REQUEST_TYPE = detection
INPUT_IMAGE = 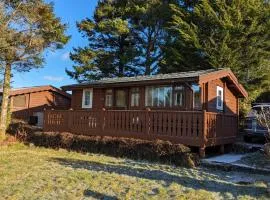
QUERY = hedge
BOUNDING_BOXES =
[8,120,199,168]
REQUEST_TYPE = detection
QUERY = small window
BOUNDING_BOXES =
[131,88,140,107]
[82,89,93,108]
[174,86,184,106]
[13,95,26,107]
[192,84,201,109]
[116,90,126,107]
[216,86,224,110]
[105,89,113,107]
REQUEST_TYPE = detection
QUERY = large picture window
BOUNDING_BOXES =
[82,89,93,108]
[116,90,126,107]
[105,89,113,107]
[131,88,140,107]
[145,86,172,107]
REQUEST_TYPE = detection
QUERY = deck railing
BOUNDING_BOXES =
[43,109,238,148]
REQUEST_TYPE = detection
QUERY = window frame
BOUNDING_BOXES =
[105,89,113,107]
[216,86,224,110]
[192,84,201,110]
[145,86,173,108]
[115,89,127,108]
[174,86,185,107]
[130,88,140,107]
[82,89,93,109]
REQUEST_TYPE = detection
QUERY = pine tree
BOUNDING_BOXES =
[66,0,138,82]
[127,0,176,75]
[168,0,270,112]
[66,0,176,81]
[0,0,69,140]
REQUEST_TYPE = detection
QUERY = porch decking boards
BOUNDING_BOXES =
[43,110,237,149]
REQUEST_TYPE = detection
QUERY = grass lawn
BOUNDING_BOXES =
[0,143,269,200]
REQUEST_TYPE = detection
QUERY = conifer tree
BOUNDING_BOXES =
[168,0,270,112]
[0,0,69,139]
[66,0,177,81]
[127,0,176,75]
[66,0,138,81]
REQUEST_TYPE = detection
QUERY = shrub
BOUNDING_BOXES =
[8,121,199,168]
[256,107,270,158]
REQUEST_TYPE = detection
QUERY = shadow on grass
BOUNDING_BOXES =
[51,157,268,198]
[84,189,118,200]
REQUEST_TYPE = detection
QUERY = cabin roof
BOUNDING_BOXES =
[62,68,248,98]
[0,85,71,98]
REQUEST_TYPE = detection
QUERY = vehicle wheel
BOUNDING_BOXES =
[244,135,252,143]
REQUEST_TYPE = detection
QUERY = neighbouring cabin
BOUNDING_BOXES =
[44,69,248,156]
[0,85,71,127]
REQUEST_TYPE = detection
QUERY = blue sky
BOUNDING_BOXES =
[12,0,99,88]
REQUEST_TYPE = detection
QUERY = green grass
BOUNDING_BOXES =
[0,143,269,200]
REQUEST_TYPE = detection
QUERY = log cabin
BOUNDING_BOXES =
[44,68,248,156]
[0,85,71,127]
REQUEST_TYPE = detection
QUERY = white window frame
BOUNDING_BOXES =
[105,89,113,107]
[216,86,224,110]
[145,86,172,107]
[82,88,93,109]
[174,86,184,107]
[131,88,140,107]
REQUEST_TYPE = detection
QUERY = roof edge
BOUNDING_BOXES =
[4,85,71,99]
[199,68,248,98]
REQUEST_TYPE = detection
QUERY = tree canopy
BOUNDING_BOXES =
[167,0,270,97]
[46,0,270,114]
[0,0,69,139]
[165,0,270,113]
[66,0,176,82]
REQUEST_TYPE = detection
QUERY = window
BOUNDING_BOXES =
[116,90,126,107]
[192,84,201,109]
[174,86,184,106]
[82,89,93,108]
[131,88,140,107]
[105,89,113,107]
[216,86,224,110]
[145,86,172,107]
[13,95,26,107]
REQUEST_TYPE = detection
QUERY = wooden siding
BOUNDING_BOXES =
[11,90,71,120]
[44,109,237,148]
[205,79,238,114]
[71,78,239,114]
[72,85,196,111]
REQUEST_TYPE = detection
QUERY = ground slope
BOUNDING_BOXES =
[0,144,269,200]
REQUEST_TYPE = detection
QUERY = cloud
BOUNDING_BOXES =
[43,76,64,82]
[61,52,70,61]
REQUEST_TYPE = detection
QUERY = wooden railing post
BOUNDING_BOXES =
[200,110,208,158]
[67,108,73,132]
[43,108,47,131]
[101,108,106,133]
[146,108,151,137]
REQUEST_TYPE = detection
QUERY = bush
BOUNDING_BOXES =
[8,121,199,168]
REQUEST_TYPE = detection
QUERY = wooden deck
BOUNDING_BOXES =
[43,109,238,156]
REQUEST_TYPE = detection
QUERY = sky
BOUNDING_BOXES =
[12,0,99,88]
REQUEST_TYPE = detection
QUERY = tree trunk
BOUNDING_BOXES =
[0,63,11,140]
